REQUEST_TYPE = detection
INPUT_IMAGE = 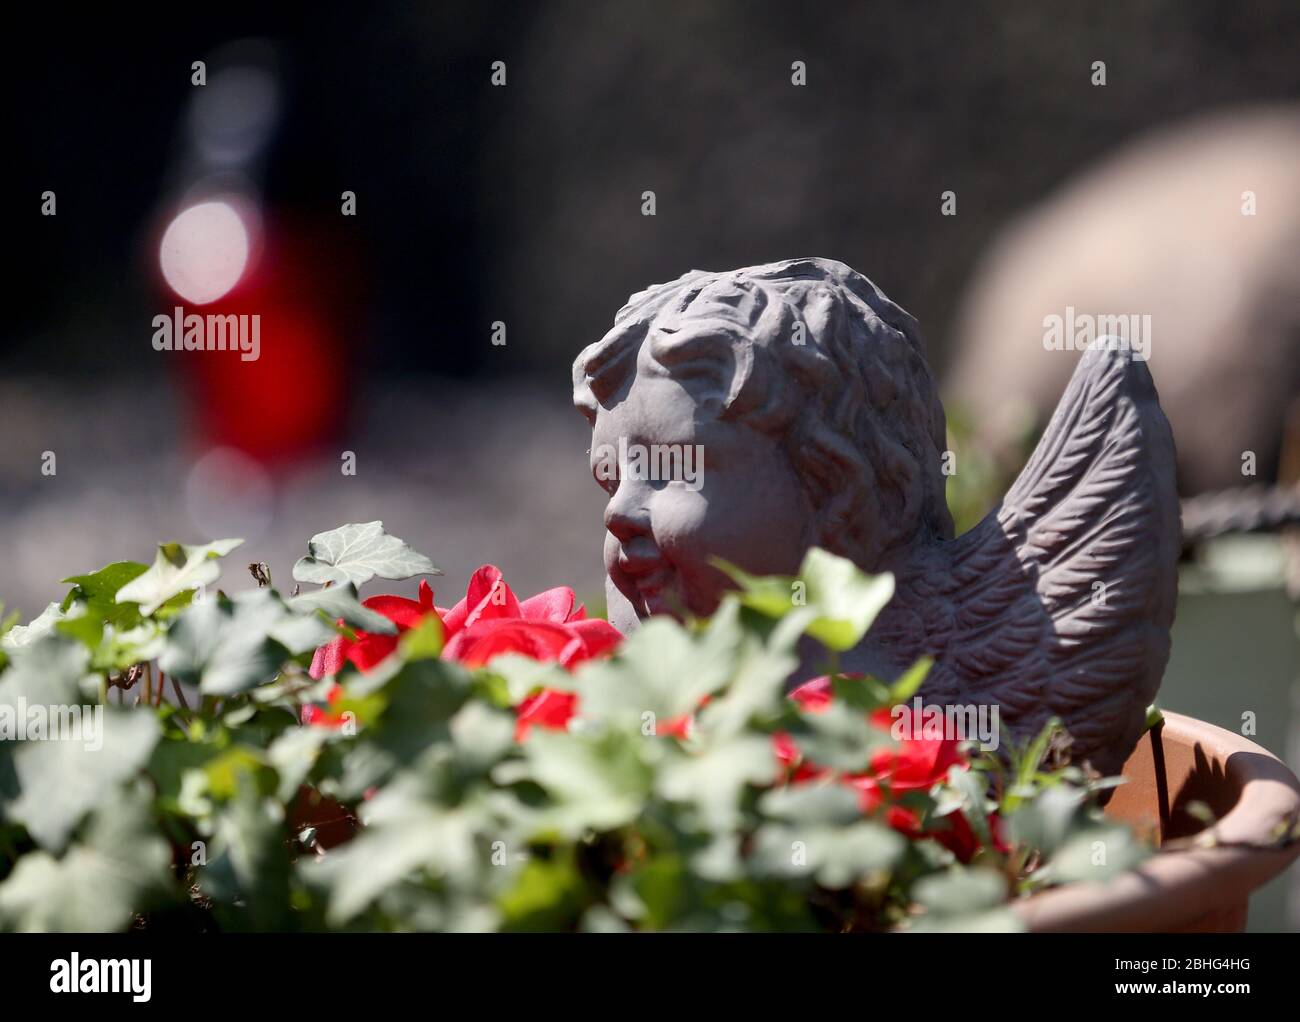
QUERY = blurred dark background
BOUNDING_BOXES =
[4,0,1300,604]
[10,2,1300,377]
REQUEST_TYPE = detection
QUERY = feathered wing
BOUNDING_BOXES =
[876,343,1179,775]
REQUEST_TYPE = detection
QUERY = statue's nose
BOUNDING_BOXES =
[603,480,652,542]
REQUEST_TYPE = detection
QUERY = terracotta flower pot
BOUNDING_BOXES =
[1016,711,1300,932]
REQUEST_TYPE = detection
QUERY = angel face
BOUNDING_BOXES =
[590,365,814,630]
[575,258,957,634]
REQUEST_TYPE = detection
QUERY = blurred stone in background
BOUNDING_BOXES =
[948,106,1300,496]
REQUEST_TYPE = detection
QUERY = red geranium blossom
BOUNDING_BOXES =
[308,579,440,681]
[303,585,1007,860]
[777,675,1006,862]
[515,693,697,742]
[513,689,579,741]
[302,566,622,735]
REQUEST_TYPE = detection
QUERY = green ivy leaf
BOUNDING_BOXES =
[115,538,243,616]
[197,783,292,931]
[794,548,895,652]
[0,635,90,711]
[483,655,577,706]
[718,548,895,653]
[499,851,589,932]
[0,786,171,932]
[334,659,473,798]
[656,734,778,832]
[947,763,994,849]
[1005,784,1085,857]
[292,521,440,588]
[62,561,149,600]
[53,607,106,651]
[147,731,224,811]
[160,589,333,696]
[0,603,65,652]
[622,855,686,928]
[289,583,398,635]
[749,820,905,888]
[306,780,482,925]
[913,867,1007,915]
[399,615,445,660]
[792,701,893,772]
[203,745,276,801]
[93,621,165,673]
[711,558,799,617]
[266,727,333,803]
[829,673,892,711]
[517,730,652,837]
[693,605,798,742]
[1038,822,1148,885]
[60,561,147,632]
[574,613,740,724]
[759,782,865,828]
[0,604,19,642]
[889,657,932,703]
[8,709,160,852]
[906,907,1024,933]
[53,562,169,667]
[450,701,517,772]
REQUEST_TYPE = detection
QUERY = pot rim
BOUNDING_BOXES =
[1013,711,1300,932]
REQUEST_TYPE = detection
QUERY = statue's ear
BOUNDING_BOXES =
[801,447,874,566]
[810,440,926,569]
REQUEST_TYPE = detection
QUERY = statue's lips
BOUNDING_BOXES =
[619,561,672,591]
[632,573,670,595]
[616,550,674,606]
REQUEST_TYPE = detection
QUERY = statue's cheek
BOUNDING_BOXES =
[647,488,713,552]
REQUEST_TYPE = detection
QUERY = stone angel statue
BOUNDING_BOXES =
[572,257,1179,774]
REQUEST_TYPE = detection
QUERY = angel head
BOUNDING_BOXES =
[572,257,954,628]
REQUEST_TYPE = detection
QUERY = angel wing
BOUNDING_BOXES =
[872,342,1179,775]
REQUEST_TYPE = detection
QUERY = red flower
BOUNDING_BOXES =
[846,705,966,805]
[302,565,623,737]
[301,683,349,729]
[308,579,439,679]
[777,676,1001,861]
[789,675,834,711]
[438,565,621,670]
[771,675,836,780]
[928,810,980,862]
[435,566,620,739]
[656,712,696,740]
[773,729,833,783]
[514,689,578,741]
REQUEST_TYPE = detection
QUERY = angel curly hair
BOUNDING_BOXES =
[572,257,955,566]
